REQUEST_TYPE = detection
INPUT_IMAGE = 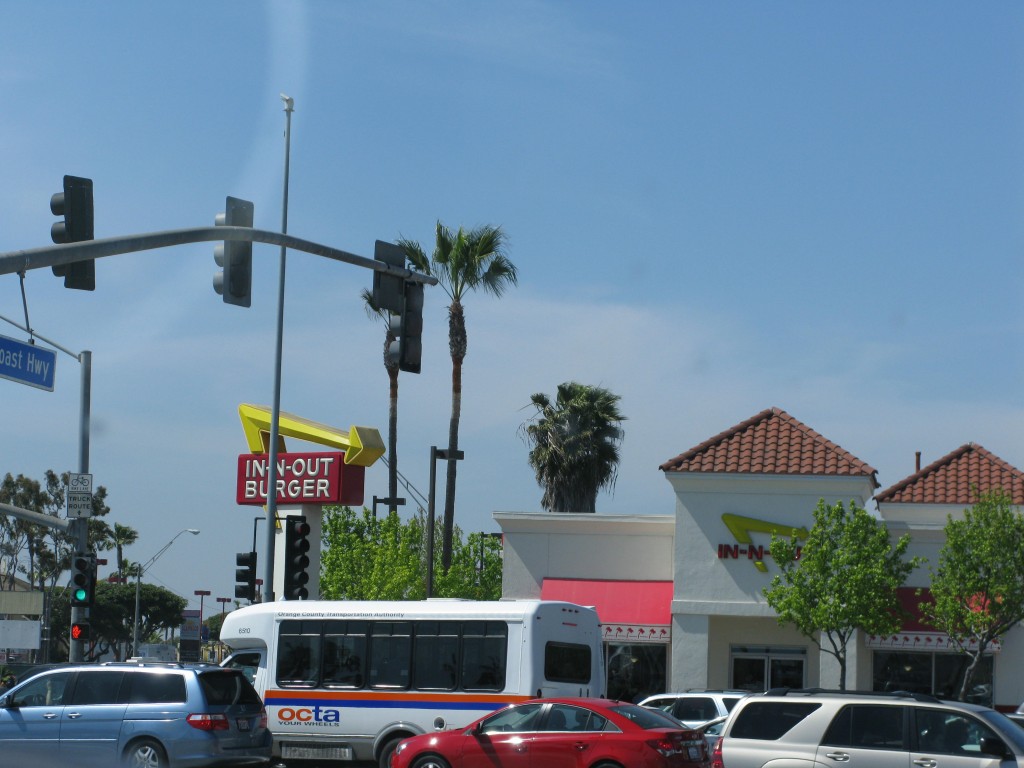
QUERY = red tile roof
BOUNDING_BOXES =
[875,443,1024,504]
[659,407,878,486]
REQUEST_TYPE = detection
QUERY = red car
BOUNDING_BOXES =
[390,697,710,768]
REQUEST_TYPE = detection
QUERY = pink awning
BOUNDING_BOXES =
[541,578,672,626]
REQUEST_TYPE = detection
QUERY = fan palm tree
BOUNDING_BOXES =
[521,382,626,513]
[111,523,139,581]
[361,287,402,511]
[399,222,517,570]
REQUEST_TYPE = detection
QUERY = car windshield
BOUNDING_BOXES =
[612,703,686,730]
[978,710,1024,752]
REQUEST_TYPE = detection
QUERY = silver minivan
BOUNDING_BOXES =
[0,660,272,767]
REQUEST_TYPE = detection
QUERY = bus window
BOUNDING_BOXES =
[414,621,459,690]
[462,621,507,691]
[544,641,592,685]
[369,622,411,689]
[278,620,321,687]
[223,651,262,686]
[323,621,367,688]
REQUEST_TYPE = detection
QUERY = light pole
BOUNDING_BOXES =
[263,93,295,603]
[216,596,230,661]
[426,446,463,597]
[132,528,200,656]
[195,590,211,660]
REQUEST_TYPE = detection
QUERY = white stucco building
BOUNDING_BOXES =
[497,407,1024,710]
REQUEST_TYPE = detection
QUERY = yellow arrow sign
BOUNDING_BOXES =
[237,404,385,467]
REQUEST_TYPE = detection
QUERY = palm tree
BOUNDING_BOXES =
[521,382,627,513]
[111,523,139,581]
[399,222,517,570]
[361,287,402,512]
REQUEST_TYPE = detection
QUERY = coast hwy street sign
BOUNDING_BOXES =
[0,334,56,391]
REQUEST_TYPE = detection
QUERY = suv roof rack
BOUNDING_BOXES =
[764,687,940,703]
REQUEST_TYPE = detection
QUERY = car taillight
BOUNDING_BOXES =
[259,708,268,729]
[711,735,724,768]
[186,713,230,731]
[648,732,705,758]
[648,736,682,757]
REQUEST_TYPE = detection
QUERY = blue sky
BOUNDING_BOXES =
[2,2,1022,613]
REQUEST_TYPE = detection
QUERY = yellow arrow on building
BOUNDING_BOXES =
[237,404,385,467]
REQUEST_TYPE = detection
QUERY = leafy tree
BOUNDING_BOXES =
[320,505,502,601]
[49,580,186,661]
[361,287,403,515]
[399,222,517,571]
[922,489,1024,700]
[764,499,921,690]
[521,382,626,513]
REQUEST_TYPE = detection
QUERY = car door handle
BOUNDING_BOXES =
[575,742,589,751]
[913,760,937,768]
[43,713,59,720]
[824,751,851,762]
[66,712,82,719]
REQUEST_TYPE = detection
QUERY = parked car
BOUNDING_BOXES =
[0,659,272,768]
[391,697,710,768]
[640,690,750,728]
[714,688,1024,768]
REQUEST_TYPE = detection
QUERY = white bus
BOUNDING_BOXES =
[220,599,605,767]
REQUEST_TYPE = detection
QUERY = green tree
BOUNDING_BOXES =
[49,580,186,661]
[362,287,402,515]
[922,489,1024,700]
[764,499,921,690]
[320,505,502,601]
[400,222,517,571]
[521,382,626,513]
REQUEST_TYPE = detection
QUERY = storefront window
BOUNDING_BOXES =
[606,643,667,702]
[731,646,805,691]
[872,651,993,706]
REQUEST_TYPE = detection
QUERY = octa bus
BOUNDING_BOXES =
[220,599,605,767]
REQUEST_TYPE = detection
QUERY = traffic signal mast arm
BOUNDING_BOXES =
[0,226,438,287]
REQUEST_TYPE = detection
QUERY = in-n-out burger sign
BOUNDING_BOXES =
[236,451,365,506]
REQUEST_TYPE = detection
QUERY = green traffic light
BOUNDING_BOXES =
[73,587,88,602]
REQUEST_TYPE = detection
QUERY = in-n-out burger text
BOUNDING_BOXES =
[236,451,365,506]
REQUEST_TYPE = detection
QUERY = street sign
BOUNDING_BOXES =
[67,473,93,518]
[0,333,56,391]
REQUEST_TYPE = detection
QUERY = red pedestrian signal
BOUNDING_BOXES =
[71,621,90,642]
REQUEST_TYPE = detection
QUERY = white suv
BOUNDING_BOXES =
[640,690,749,727]
[715,689,1024,768]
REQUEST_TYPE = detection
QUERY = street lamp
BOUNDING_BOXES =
[216,596,231,661]
[426,446,463,598]
[132,528,200,656]
[195,590,211,660]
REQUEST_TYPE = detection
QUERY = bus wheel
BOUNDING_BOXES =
[378,736,405,768]
[411,756,450,768]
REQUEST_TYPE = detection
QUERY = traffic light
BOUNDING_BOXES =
[282,515,311,600]
[50,175,95,290]
[70,552,94,607]
[212,196,254,307]
[70,621,90,642]
[372,240,406,313]
[387,280,424,374]
[235,551,257,601]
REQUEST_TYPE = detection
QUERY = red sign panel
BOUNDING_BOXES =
[236,451,365,506]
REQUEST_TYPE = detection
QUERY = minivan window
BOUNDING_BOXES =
[11,671,73,707]
[69,670,126,705]
[199,671,263,706]
[127,672,187,704]
[731,702,821,740]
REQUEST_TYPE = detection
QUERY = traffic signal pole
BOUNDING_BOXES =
[0,226,437,288]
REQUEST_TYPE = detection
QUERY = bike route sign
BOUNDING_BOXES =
[0,333,56,391]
